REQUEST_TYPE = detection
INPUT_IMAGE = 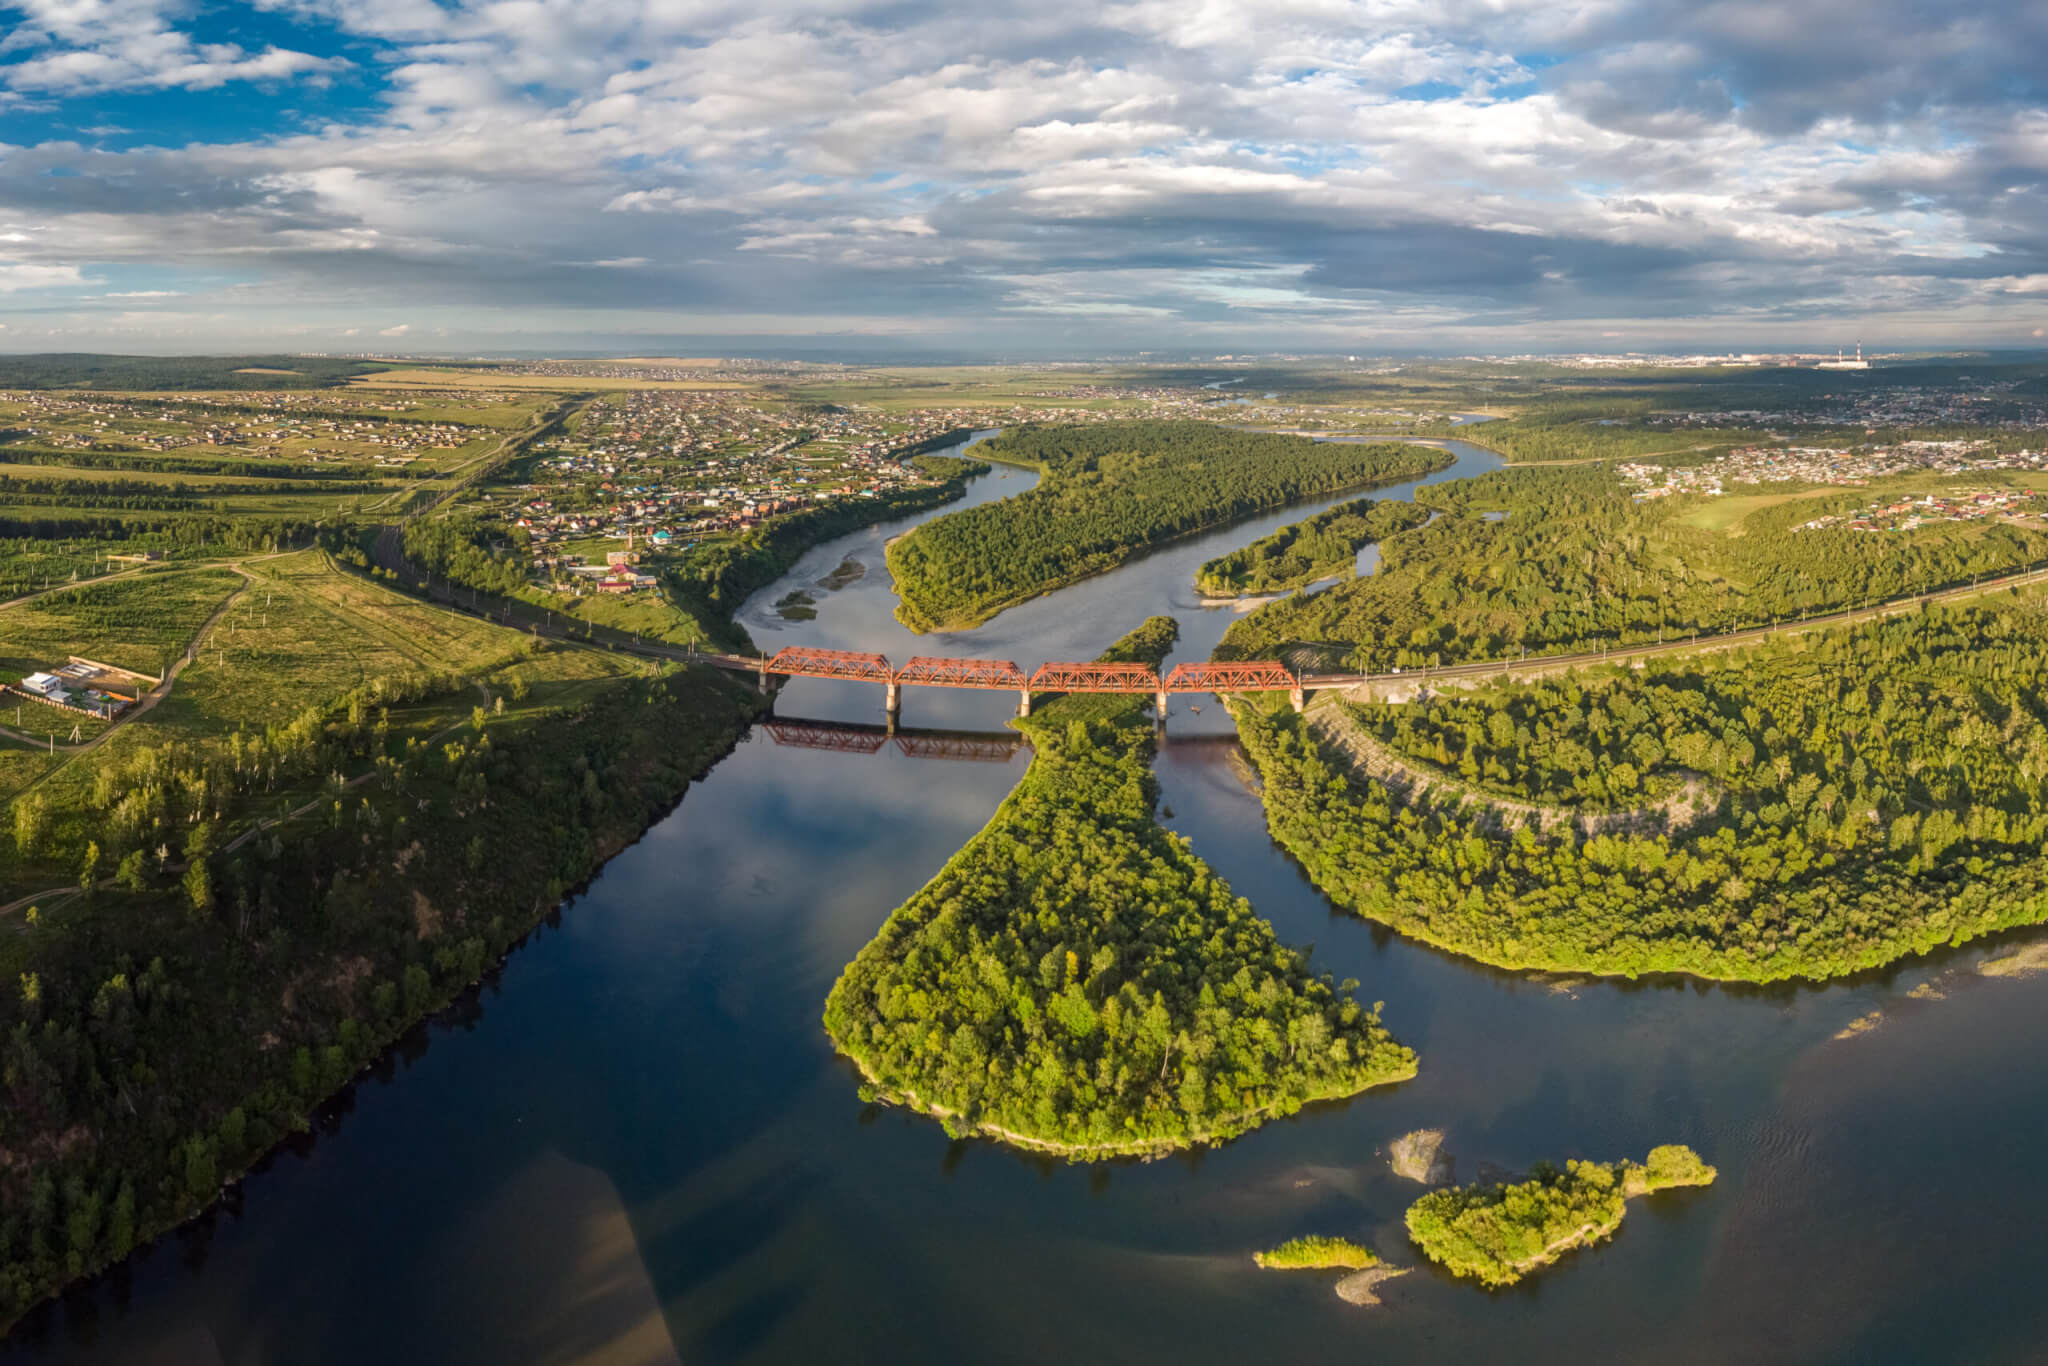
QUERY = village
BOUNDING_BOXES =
[1620,440,2048,500]
[0,389,504,466]
[1643,377,2048,432]
[485,390,992,597]
[1792,488,2048,533]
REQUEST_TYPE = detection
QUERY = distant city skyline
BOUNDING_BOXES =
[0,0,2044,354]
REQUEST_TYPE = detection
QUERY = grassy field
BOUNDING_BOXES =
[0,541,134,598]
[154,550,529,732]
[350,368,751,393]
[0,550,602,896]
[1677,488,1845,534]
[0,566,242,684]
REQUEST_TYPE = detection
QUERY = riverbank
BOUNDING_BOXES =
[0,658,768,1336]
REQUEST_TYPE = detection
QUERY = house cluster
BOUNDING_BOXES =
[1796,489,2047,533]
[1621,442,2048,499]
[0,390,488,464]
[1646,379,2048,432]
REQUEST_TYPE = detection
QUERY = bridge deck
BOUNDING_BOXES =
[1162,660,1295,693]
[1029,661,1162,693]
[893,656,1029,689]
[766,646,893,682]
[716,649,1304,694]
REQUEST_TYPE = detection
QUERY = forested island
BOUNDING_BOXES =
[1217,463,2048,672]
[1405,1145,1716,1287]
[1195,496,1432,596]
[885,422,1449,631]
[822,618,1416,1157]
[1234,597,2048,982]
[1254,1236,1381,1270]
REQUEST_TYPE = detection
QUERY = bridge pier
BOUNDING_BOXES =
[885,679,900,719]
[1290,685,1306,713]
[1155,688,1169,723]
[1017,688,1031,718]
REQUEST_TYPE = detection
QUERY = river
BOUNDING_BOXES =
[11,425,2048,1363]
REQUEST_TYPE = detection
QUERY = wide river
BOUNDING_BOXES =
[12,427,2048,1363]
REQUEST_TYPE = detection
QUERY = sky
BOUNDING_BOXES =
[0,0,2044,357]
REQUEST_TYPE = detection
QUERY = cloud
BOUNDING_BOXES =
[0,0,2039,348]
[378,322,410,335]
[0,258,84,291]
[1,0,351,95]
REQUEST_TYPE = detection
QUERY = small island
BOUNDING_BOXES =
[1196,495,1432,596]
[822,617,1417,1158]
[1254,1235,1379,1271]
[1404,1145,1716,1288]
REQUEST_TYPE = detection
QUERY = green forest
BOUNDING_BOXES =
[0,355,390,390]
[886,422,1449,631]
[1405,1145,1715,1287]
[821,618,1415,1157]
[1217,463,2048,671]
[0,662,763,1331]
[1457,401,1753,464]
[1236,597,2048,981]
[1196,496,1432,595]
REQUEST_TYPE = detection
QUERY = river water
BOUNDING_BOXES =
[12,426,2048,1364]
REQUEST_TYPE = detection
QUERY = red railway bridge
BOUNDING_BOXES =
[747,646,1304,728]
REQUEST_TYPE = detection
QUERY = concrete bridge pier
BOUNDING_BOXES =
[1017,688,1032,718]
[885,679,900,719]
[1290,685,1306,713]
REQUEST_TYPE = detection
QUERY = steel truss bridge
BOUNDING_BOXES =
[699,646,1305,728]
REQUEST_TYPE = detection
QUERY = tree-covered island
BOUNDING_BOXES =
[822,618,1416,1158]
[1405,1145,1716,1287]
[1196,495,1433,596]
[886,422,1450,632]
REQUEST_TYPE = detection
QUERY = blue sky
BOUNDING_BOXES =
[0,0,2043,356]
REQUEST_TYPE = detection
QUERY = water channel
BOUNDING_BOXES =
[12,426,2048,1363]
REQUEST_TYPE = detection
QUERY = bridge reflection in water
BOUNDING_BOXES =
[760,717,1029,763]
